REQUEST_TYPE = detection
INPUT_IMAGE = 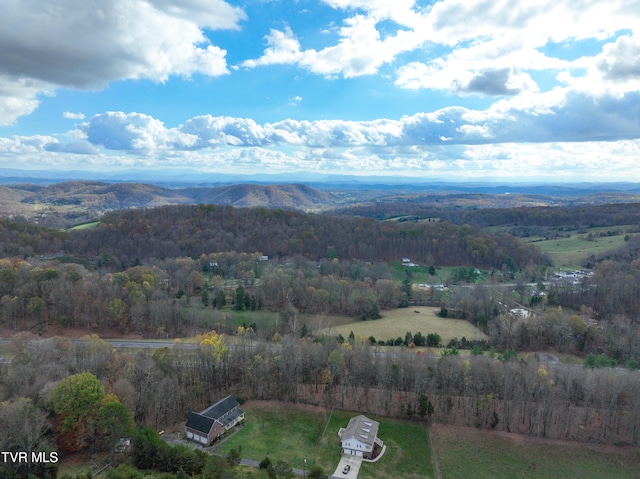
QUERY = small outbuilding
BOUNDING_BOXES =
[185,396,244,445]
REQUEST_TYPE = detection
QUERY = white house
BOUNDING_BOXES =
[338,415,383,459]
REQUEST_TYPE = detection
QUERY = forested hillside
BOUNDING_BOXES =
[334,201,640,229]
[73,204,547,269]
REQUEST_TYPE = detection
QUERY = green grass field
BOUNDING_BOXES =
[217,402,434,479]
[430,424,640,479]
[316,306,487,344]
[68,221,100,230]
[523,226,638,268]
[181,305,282,333]
[389,262,485,285]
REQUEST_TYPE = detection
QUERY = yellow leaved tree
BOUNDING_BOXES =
[192,330,228,362]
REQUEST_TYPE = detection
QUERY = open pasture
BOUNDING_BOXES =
[316,306,487,343]
[524,225,638,268]
[68,221,100,230]
[430,424,640,479]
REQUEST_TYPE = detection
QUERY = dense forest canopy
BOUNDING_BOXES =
[333,201,640,229]
[70,204,548,270]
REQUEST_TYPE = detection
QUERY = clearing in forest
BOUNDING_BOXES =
[316,306,487,344]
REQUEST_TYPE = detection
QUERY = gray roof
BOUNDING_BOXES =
[200,396,241,421]
[185,411,215,434]
[341,415,379,447]
[185,396,242,434]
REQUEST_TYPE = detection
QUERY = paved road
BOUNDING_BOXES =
[0,337,181,349]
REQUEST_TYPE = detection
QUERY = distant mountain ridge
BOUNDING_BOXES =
[0,181,338,227]
[2,178,640,230]
[20,180,336,208]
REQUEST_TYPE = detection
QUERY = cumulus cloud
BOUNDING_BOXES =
[597,35,640,81]
[0,0,245,124]
[241,0,639,104]
[461,69,536,96]
[63,111,86,120]
[0,75,49,126]
[4,126,640,181]
[81,112,198,151]
[242,27,303,68]
[245,12,420,78]
[71,90,639,157]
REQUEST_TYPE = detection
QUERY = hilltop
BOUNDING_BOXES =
[0,181,339,227]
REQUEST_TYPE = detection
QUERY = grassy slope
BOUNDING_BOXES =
[524,226,638,269]
[67,221,100,230]
[316,306,487,343]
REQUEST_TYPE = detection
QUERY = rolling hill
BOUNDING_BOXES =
[0,181,339,227]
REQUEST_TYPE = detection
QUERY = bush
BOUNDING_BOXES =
[584,353,617,368]
[132,426,207,475]
[259,456,272,469]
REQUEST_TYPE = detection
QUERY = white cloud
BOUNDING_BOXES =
[239,0,640,112]
[63,111,86,120]
[0,0,245,124]
[70,91,639,157]
[242,27,303,68]
[3,125,640,181]
[81,112,198,151]
[0,75,49,126]
[150,0,245,29]
[245,10,422,78]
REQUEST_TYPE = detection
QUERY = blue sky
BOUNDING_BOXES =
[0,0,639,182]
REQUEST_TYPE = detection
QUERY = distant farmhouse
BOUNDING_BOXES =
[338,415,384,460]
[185,396,244,445]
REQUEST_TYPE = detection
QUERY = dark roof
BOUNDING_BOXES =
[185,411,215,434]
[219,408,244,428]
[201,396,240,421]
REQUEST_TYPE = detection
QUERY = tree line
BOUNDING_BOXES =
[333,201,640,230]
[2,332,639,476]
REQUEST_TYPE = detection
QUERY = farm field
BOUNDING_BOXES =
[316,306,487,344]
[68,221,100,230]
[522,225,638,268]
[430,424,640,479]
[216,402,434,479]
[389,262,485,285]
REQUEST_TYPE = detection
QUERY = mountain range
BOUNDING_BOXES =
[1,176,640,229]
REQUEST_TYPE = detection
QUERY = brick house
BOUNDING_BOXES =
[185,396,244,445]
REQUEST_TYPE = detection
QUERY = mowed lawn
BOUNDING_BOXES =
[430,424,640,479]
[216,402,435,479]
[316,306,487,344]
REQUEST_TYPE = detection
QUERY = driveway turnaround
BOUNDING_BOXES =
[330,455,363,479]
